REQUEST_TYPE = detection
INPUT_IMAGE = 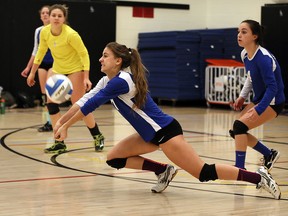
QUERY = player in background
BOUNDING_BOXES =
[53,42,281,199]
[21,5,53,132]
[26,4,104,153]
[230,19,285,171]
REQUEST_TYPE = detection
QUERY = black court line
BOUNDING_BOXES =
[1,126,287,200]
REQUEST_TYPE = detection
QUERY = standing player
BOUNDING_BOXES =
[26,4,104,153]
[21,5,53,132]
[230,20,285,170]
[54,42,281,199]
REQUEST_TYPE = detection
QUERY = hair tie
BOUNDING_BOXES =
[128,48,132,55]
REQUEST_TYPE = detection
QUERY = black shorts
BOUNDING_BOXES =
[150,118,183,146]
[39,62,52,71]
[271,102,285,116]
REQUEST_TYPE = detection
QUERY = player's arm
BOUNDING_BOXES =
[27,29,47,86]
[27,63,40,87]
[54,104,85,140]
[22,28,39,77]
[54,103,81,130]
[69,33,91,91]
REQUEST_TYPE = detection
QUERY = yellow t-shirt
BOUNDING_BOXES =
[34,24,90,74]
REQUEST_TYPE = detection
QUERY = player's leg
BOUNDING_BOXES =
[106,133,178,192]
[106,133,159,167]
[237,106,279,171]
[44,71,65,153]
[37,67,52,132]
[229,102,254,138]
[160,135,281,199]
[44,94,64,153]
[68,72,104,151]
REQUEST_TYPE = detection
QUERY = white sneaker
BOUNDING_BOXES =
[151,164,178,193]
[256,166,281,200]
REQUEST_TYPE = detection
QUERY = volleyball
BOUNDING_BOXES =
[45,74,73,104]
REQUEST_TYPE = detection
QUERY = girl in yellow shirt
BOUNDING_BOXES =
[27,4,104,153]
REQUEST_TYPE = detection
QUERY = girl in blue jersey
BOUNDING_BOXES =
[230,20,285,171]
[54,42,281,199]
[21,5,53,132]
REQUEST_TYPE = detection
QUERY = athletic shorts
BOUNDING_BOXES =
[271,102,285,116]
[150,118,183,146]
[39,62,53,71]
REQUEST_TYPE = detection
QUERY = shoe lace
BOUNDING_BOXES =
[54,140,64,145]
[260,153,271,166]
[159,174,166,184]
[158,167,171,184]
[260,157,265,166]
[94,134,104,145]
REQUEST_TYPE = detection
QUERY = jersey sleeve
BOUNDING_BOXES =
[80,76,130,116]
[239,76,252,99]
[34,28,49,65]
[68,32,90,71]
[31,28,40,56]
[255,56,278,115]
[76,76,107,107]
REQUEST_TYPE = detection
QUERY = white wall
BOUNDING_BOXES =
[115,0,275,48]
[206,0,274,28]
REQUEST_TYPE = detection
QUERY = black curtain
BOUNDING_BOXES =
[1,0,116,99]
[261,4,288,104]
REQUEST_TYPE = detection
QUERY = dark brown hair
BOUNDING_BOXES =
[241,19,265,46]
[106,42,149,109]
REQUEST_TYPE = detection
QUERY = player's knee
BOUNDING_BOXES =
[199,163,218,182]
[106,158,127,169]
[46,103,60,115]
[233,120,248,135]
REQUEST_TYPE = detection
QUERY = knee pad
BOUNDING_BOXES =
[106,158,127,169]
[233,120,248,135]
[199,163,218,182]
[229,129,235,139]
[46,103,60,115]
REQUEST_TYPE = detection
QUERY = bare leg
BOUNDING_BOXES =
[68,72,96,128]
[38,68,48,94]
[107,133,159,169]
[160,135,204,178]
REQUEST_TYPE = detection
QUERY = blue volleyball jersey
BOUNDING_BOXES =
[77,71,174,142]
[37,29,53,64]
[34,26,53,64]
[241,46,285,115]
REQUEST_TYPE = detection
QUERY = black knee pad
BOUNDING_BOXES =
[106,158,127,169]
[46,103,60,115]
[229,129,235,139]
[199,163,218,182]
[233,120,248,135]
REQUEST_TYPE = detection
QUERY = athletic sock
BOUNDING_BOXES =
[41,93,46,107]
[253,141,271,157]
[45,111,51,124]
[235,150,246,169]
[237,168,261,184]
[87,123,101,136]
[142,158,167,175]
